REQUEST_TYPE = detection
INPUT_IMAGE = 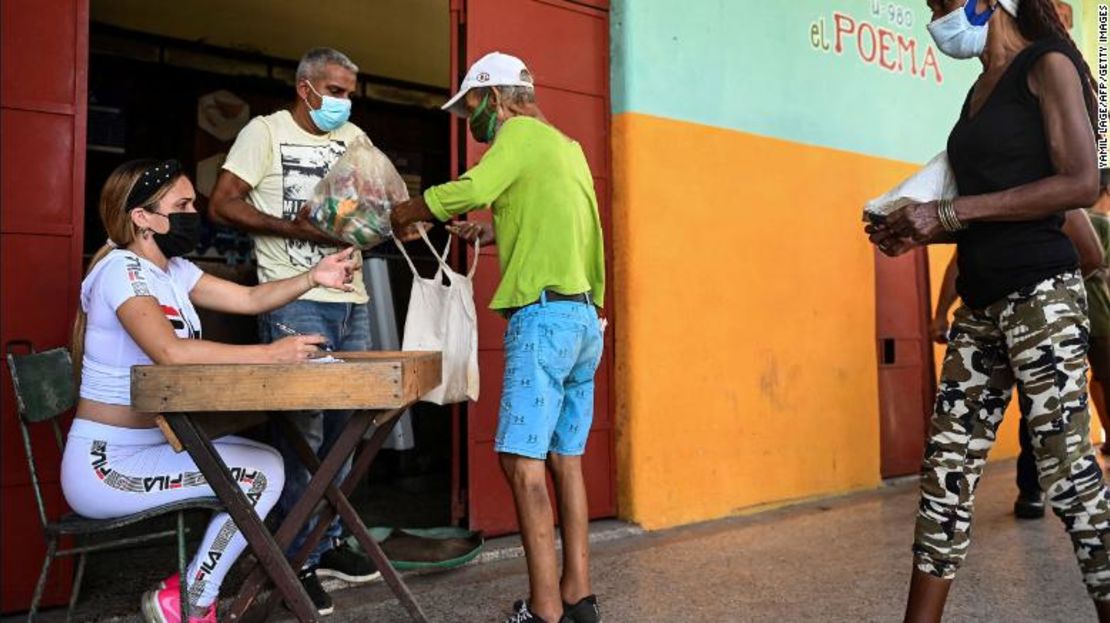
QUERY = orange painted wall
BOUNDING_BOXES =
[612,112,922,529]
[610,1,1103,530]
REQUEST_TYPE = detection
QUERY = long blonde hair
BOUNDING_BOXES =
[71,160,184,377]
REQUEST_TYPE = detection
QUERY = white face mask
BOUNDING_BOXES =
[927,0,996,60]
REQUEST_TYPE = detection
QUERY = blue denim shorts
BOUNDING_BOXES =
[496,300,604,460]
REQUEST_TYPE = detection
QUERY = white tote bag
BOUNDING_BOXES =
[395,228,480,404]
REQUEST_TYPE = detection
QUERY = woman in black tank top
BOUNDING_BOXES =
[866,2,1110,622]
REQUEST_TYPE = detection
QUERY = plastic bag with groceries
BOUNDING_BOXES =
[304,134,408,248]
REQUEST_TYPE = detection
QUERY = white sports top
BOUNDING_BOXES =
[80,249,204,405]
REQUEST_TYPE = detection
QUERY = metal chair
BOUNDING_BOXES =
[6,342,221,622]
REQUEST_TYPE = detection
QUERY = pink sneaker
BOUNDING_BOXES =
[141,575,217,623]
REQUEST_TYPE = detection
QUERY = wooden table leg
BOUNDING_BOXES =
[227,410,379,622]
[275,413,429,622]
[248,421,396,623]
[164,414,317,623]
[252,411,425,622]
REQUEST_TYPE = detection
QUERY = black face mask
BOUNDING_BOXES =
[151,212,201,258]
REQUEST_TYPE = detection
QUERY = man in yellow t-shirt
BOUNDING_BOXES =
[209,47,376,616]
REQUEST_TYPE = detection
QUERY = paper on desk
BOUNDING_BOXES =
[863,151,956,221]
[309,355,345,364]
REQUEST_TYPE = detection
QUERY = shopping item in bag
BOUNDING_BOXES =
[304,134,408,248]
[863,151,957,223]
[396,229,480,404]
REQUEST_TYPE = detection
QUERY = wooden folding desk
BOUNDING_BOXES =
[131,351,441,622]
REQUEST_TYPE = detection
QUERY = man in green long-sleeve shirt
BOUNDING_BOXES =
[391,52,605,623]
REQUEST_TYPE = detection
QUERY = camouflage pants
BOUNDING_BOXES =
[914,271,1110,599]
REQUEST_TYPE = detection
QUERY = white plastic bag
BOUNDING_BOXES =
[395,229,480,404]
[863,151,957,221]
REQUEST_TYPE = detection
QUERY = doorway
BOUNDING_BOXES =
[455,0,617,535]
[84,3,457,528]
[63,3,459,615]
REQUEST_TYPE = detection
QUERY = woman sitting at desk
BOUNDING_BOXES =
[63,159,355,623]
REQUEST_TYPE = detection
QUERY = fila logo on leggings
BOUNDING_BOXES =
[191,474,269,602]
[88,440,206,493]
[230,467,263,505]
[197,551,223,579]
[90,441,110,479]
[192,517,238,599]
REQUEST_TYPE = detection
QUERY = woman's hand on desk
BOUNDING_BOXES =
[269,335,327,362]
[309,248,357,292]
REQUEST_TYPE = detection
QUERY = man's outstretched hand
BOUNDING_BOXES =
[446,221,495,246]
[396,221,434,243]
[390,197,436,238]
[293,205,346,246]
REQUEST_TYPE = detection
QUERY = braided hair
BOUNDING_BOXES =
[1015,0,1099,134]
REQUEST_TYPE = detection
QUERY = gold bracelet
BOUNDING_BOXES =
[305,271,316,289]
[951,200,967,231]
[939,199,966,233]
[937,199,955,232]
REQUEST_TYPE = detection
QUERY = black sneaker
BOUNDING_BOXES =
[505,601,572,623]
[295,566,334,617]
[1014,491,1046,519]
[563,595,601,623]
[317,539,381,584]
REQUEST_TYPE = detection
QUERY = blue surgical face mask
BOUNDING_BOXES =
[927,0,996,60]
[303,82,352,132]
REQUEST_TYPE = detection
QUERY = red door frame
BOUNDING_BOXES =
[451,0,616,535]
[875,248,937,479]
[1,0,89,611]
[449,0,467,526]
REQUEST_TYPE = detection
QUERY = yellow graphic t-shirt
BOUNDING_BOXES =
[222,110,368,304]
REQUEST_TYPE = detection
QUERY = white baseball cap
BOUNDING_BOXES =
[441,52,534,117]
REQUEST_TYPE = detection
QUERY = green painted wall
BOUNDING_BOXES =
[612,0,1088,164]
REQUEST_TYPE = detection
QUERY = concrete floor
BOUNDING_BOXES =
[13,460,1104,622]
[307,461,1098,623]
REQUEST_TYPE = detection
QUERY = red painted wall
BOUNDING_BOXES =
[461,0,616,535]
[1,0,88,612]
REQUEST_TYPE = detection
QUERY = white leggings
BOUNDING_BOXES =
[61,419,284,609]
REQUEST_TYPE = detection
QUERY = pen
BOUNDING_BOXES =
[273,322,334,352]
